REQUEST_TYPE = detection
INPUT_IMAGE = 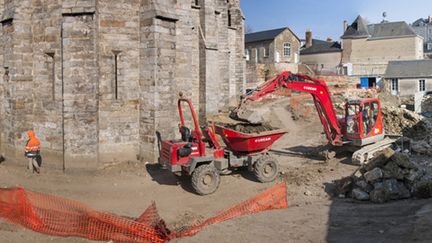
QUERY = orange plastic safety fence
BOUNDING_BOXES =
[171,182,288,239]
[0,188,167,242]
[0,183,287,242]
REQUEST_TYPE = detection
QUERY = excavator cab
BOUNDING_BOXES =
[344,98,384,146]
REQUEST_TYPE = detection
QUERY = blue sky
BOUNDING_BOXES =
[241,0,432,40]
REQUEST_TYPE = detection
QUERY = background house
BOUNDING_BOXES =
[245,27,300,89]
[300,30,342,74]
[341,16,423,89]
[411,16,432,59]
[384,60,432,97]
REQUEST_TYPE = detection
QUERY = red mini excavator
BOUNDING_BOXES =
[234,71,397,163]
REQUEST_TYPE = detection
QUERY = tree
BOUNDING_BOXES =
[245,24,254,34]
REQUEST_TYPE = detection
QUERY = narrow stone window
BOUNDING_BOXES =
[46,52,55,100]
[191,0,200,9]
[227,10,232,27]
[391,78,398,93]
[1,18,13,27]
[263,46,269,58]
[343,66,348,75]
[3,67,9,82]
[283,43,291,56]
[419,79,426,92]
[112,50,121,100]
[245,49,250,61]
[275,52,280,63]
[264,70,270,80]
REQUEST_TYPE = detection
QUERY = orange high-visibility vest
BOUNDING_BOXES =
[25,130,40,152]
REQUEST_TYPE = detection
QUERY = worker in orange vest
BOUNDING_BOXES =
[25,130,41,173]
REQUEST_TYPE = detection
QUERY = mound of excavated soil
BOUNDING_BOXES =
[224,123,275,134]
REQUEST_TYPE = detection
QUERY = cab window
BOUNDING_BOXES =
[370,101,379,127]
[346,104,360,134]
[362,102,371,136]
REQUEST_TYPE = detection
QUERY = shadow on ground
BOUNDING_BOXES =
[145,163,196,194]
[145,163,264,194]
[326,197,432,242]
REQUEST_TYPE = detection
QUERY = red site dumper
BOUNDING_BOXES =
[158,95,287,195]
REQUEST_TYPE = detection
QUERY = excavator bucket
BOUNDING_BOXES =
[231,96,291,125]
[231,105,267,124]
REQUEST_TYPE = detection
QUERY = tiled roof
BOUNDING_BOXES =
[384,60,432,78]
[341,15,370,39]
[300,39,341,55]
[342,15,417,39]
[245,27,299,43]
[368,21,416,39]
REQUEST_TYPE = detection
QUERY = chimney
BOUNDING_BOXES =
[343,20,348,32]
[305,29,312,48]
[326,37,333,42]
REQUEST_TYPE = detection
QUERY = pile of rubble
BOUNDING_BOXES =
[381,106,432,155]
[336,148,432,203]
[421,95,432,116]
[381,106,430,138]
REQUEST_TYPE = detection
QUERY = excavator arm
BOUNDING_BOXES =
[241,71,343,146]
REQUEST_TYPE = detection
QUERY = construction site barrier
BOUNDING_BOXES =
[0,182,287,242]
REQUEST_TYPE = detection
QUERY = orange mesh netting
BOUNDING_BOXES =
[0,182,287,242]
[172,182,288,238]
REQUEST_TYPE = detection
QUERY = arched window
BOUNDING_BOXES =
[263,46,269,57]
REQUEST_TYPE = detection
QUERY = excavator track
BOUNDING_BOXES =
[352,137,399,165]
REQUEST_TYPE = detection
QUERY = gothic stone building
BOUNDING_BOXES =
[0,0,245,170]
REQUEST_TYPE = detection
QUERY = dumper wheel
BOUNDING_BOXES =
[253,155,279,183]
[191,164,220,195]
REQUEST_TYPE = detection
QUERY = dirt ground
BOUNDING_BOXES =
[1,115,432,242]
